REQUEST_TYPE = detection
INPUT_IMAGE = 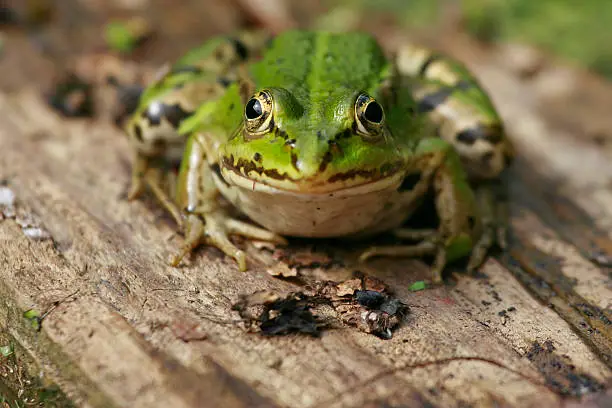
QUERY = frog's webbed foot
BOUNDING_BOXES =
[359,229,446,284]
[169,211,288,271]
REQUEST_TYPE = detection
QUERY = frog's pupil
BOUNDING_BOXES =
[364,101,383,123]
[246,98,262,119]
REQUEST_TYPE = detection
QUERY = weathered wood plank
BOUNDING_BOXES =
[1,32,612,408]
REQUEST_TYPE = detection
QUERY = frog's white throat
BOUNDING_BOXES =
[214,168,408,238]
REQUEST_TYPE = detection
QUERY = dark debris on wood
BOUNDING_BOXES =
[232,275,409,339]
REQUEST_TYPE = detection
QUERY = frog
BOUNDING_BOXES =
[124,30,514,284]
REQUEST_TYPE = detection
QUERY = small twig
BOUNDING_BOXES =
[316,356,547,407]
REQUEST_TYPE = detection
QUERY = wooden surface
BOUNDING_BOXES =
[1,29,612,408]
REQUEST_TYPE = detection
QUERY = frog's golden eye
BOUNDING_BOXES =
[354,93,385,140]
[244,90,274,138]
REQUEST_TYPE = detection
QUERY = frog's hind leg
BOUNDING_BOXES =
[170,134,287,270]
[143,167,184,229]
[360,138,478,284]
[467,180,509,271]
[396,44,514,273]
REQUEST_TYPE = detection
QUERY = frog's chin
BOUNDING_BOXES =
[220,167,404,197]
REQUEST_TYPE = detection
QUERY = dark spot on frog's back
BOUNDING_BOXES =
[229,37,249,60]
[217,77,232,88]
[417,80,472,113]
[142,102,193,128]
[418,54,441,76]
[457,124,504,146]
[165,104,193,127]
[484,124,504,144]
[253,152,262,162]
[456,128,478,145]
[417,88,453,113]
[132,123,143,142]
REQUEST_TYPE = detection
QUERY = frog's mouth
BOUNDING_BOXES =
[219,157,404,196]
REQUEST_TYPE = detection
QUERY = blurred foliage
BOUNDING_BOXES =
[105,21,139,53]
[461,0,612,77]
[330,0,612,79]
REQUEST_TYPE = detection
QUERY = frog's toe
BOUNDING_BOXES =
[169,214,205,267]
[169,212,286,271]
[202,212,250,270]
[358,241,437,262]
[207,232,247,271]
[359,232,456,284]
[359,242,445,284]
[225,219,288,245]
[127,180,144,201]
[392,228,437,240]
[466,228,496,273]
[497,225,508,250]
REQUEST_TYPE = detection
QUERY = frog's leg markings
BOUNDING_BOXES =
[126,99,195,201]
[360,138,481,284]
[409,49,513,257]
[170,134,287,270]
[394,44,513,271]
[416,80,473,114]
[417,53,442,76]
[228,37,249,60]
[468,180,509,271]
[132,123,144,141]
[141,101,193,128]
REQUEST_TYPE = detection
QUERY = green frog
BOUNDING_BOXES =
[124,30,514,283]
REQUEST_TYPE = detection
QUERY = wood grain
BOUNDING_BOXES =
[1,30,611,408]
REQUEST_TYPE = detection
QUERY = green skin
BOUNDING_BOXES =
[125,30,513,284]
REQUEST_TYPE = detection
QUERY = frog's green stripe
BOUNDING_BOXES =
[406,50,504,150]
[416,54,500,122]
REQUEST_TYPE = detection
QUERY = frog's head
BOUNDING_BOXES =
[220,86,410,194]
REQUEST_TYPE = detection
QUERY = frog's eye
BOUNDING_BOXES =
[355,93,385,140]
[244,90,274,138]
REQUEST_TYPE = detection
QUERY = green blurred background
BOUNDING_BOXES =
[330,0,612,79]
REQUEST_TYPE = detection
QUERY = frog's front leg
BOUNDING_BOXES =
[170,134,287,270]
[360,138,480,284]
[127,151,149,201]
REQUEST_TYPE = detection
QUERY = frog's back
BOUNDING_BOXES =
[250,31,389,105]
